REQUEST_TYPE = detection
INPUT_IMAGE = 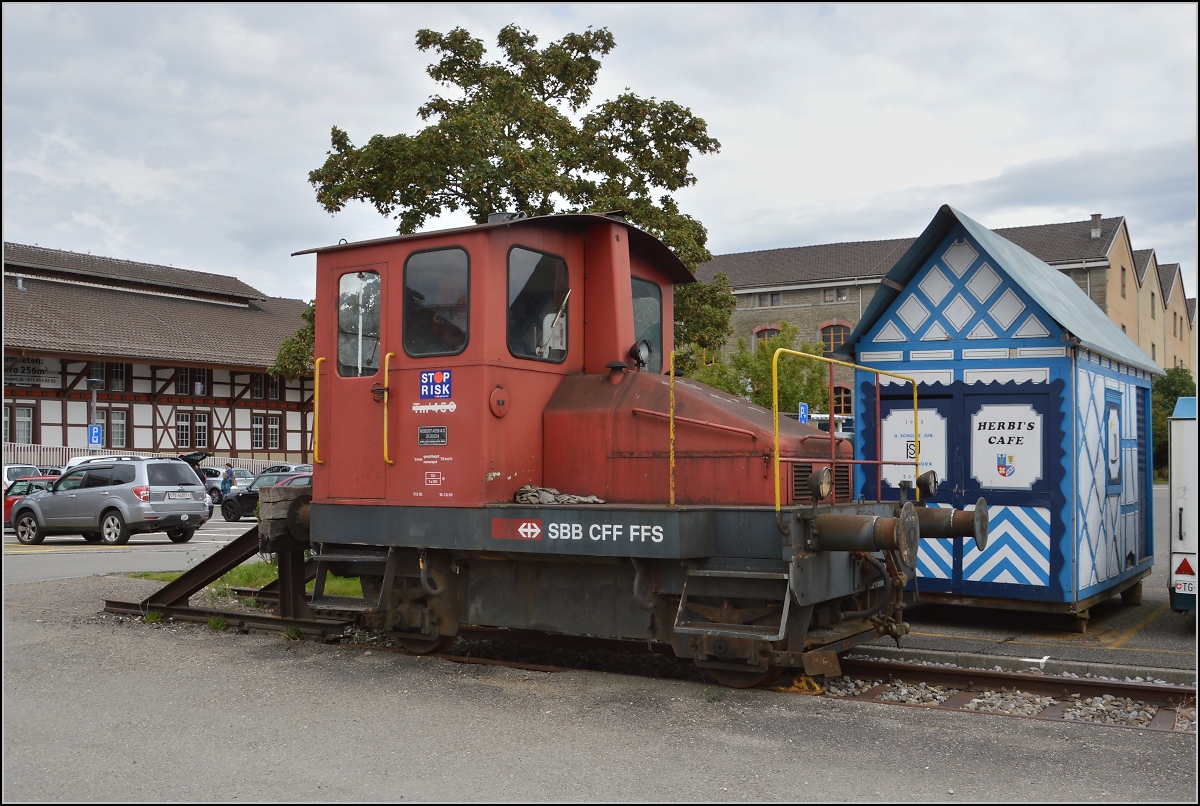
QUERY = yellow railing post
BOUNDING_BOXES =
[313,357,325,464]
[770,348,920,511]
[383,352,395,465]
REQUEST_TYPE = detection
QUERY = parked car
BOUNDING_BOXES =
[38,466,63,477]
[206,466,254,504]
[275,473,312,488]
[261,463,313,475]
[10,456,210,545]
[4,475,59,527]
[219,471,297,522]
[3,464,41,485]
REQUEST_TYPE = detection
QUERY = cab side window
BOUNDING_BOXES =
[508,247,569,362]
[337,270,381,377]
[404,248,469,357]
[631,277,663,374]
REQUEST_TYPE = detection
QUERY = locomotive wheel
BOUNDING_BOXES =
[397,635,455,655]
[702,665,783,689]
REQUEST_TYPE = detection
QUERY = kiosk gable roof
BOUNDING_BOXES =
[846,205,1163,376]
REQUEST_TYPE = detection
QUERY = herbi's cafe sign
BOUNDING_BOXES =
[971,403,1043,490]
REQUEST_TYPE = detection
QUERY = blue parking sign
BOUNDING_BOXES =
[89,424,103,446]
[798,403,809,424]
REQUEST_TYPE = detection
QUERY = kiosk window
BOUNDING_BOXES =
[631,278,663,374]
[404,248,469,357]
[338,271,381,377]
[508,247,569,362]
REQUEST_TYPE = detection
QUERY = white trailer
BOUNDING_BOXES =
[1169,396,1197,613]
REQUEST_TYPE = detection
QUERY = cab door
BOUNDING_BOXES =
[322,264,388,499]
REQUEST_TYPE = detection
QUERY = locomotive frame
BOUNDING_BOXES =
[107,212,986,687]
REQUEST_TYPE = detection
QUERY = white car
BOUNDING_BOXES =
[3,464,41,485]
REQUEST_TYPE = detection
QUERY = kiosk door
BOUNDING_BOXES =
[323,265,388,499]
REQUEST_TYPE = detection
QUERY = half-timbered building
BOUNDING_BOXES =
[3,242,312,472]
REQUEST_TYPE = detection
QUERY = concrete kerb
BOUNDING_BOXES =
[846,644,1198,688]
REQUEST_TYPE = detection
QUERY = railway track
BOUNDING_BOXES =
[338,628,1196,733]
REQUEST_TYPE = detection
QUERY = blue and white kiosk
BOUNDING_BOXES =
[842,205,1163,629]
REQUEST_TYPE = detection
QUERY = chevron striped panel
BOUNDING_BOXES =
[964,505,1050,585]
[1076,366,1109,587]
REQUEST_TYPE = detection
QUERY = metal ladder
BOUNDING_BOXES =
[308,546,398,614]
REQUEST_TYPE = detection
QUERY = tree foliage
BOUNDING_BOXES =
[1152,366,1196,474]
[268,301,315,380]
[673,272,737,375]
[308,24,720,272]
[692,323,830,415]
[289,24,732,383]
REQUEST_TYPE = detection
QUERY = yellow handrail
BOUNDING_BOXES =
[383,352,395,465]
[770,348,919,511]
[313,357,325,464]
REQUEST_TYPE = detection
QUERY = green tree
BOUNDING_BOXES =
[673,272,737,375]
[291,23,729,381]
[268,301,315,380]
[1152,366,1196,475]
[693,323,830,415]
[308,24,719,272]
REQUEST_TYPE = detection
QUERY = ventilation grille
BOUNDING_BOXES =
[791,463,853,506]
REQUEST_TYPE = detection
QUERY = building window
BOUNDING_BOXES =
[194,413,208,449]
[1151,293,1156,319]
[824,287,849,303]
[1121,268,1127,298]
[833,386,852,416]
[268,416,280,450]
[251,375,265,399]
[1122,324,1127,334]
[821,324,850,356]
[176,412,191,448]
[14,406,34,444]
[1152,343,1156,362]
[193,369,209,396]
[755,327,780,342]
[89,362,106,390]
[758,292,781,307]
[110,410,127,448]
[110,363,125,392]
[175,368,190,395]
[252,415,265,449]
[268,376,281,400]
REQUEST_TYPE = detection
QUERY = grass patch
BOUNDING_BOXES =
[131,560,362,598]
[282,627,303,642]
[144,610,165,624]
[207,615,228,631]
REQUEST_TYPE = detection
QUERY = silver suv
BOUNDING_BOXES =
[10,456,210,546]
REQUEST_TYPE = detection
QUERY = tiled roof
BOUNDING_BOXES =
[696,216,1127,289]
[3,242,266,301]
[1157,263,1180,301]
[694,238,914,287]
[1134,249,1155,284]
[3,274,307,369]
[1189,298,1197,323]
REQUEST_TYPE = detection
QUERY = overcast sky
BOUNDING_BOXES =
[3,3,1197,304]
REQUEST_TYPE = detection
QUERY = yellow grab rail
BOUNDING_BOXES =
[313,357,324,464]
[770,348,919,511]
[383,352,395,465]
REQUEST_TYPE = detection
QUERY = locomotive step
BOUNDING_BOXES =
[311,552,390,563]
[309,595,379,613]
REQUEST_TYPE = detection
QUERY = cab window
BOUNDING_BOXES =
[508,247,569,362]
[631,277,663,374]
[404,248,469,357]
[337,271,381,377]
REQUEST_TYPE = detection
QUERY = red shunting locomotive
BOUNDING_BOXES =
[288,211,985,686]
